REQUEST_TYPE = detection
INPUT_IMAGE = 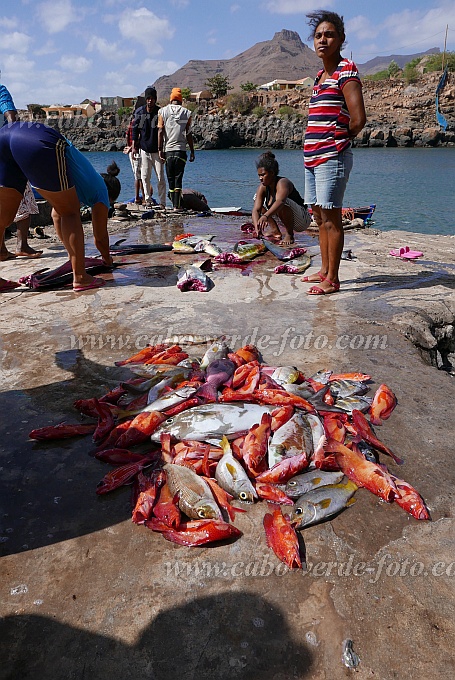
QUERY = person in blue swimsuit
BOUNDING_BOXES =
[0,84,112,292]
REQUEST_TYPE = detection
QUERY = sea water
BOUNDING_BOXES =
[84,147,455,237]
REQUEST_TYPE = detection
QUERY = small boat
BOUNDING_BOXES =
[308,204,376,222]
[211,206,250,216]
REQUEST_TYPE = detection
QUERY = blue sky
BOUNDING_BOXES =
[1,0,454,108]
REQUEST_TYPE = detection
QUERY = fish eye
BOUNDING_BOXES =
[197,509,206,518]
[294,507,303,515]
[239,492,248,500]
[288,480,296,487]
[165,418,174,424]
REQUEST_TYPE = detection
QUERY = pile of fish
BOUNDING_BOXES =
[171,233,312,291]
[29,340,430,569]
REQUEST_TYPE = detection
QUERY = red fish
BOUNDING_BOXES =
[235,345,260,364]
[326,439,397,502]
[115,411,166,449]
[329,372,371,382]
[146,518,242,546]
[153,482,181,528]
[323,414,346,443]
[132,470,165,524]
[351,409,403,465]
[255,452,309,484]
[389,475,430,520]
[251,389,316,413]
[94,418,133,451]
[370,384,397,425]
[271,405,295,431]
[242,413,272,477]
[255,482,293,505]
[29,422,96,440]
[115,343,169,366]
[232,360,260,389]
[73,397,103,418]
[94,448,151,465]
[92,399,116,444]
[263,509,302,569]
[96,458,151,494]
[204,476,247,521]
[162,397,201,417]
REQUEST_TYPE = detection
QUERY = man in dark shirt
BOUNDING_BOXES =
[132,86,166,208]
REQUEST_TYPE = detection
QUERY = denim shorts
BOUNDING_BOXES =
[304,148,353,209]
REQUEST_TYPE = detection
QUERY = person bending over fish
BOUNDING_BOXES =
[252,152,311,247]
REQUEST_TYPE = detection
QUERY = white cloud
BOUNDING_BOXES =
[34,40,58,56]
[1,54,35,81]
[118,8,174,55]
[381,4,455,52]
[59,55,92,73]
[346,15,379,43]
[265,0,331,14]
[0,16,18,29]
[123,58,180,77]
[86,35,131,62]
[0,31,32,54]
[37,0,77,34]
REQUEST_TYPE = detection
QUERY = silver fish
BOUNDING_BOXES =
[151,403,275,443]
[309,370,332,384]
[176,260,213,292]
[268,412,314,468]
[215,437,257,502]
[335,395,373,413]
[146,384,198,412]
[329,379,370,398]
[164,463,222,520]
[285,470,345,498]
[290,480,358,529]
[200,337,230,369]
[284,382,315,401]
[274,253,312,274]
[126,364,192,379]
[271,366,300,386]
[194,239,223,257]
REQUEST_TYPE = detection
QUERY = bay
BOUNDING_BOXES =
[84,148,455,236]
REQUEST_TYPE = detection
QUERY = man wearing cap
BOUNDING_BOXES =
[132,86,166,209]
[158,88,195,211]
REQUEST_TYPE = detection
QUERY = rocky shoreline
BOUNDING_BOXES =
[40,72,454,152]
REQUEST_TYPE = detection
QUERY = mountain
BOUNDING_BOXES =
[357,48,440,75]
[154,29,320,98]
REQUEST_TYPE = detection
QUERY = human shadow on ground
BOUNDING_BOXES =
[0,592,314,680]
[0,351,151,557]
[344,269,455,292]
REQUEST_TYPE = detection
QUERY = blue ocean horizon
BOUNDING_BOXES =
[84,148,455,237]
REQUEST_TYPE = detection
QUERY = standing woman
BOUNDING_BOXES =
[302,11,366,295]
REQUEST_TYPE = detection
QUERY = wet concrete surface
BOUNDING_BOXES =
[1,215,455,679]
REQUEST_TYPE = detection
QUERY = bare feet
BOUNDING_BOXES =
[15,246,43,258]
[279,237,295,247]
[0,250,17,262]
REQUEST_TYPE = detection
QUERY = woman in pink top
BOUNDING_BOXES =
[302,11,366,295]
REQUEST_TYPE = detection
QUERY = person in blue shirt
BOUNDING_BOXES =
[0,84,112,292]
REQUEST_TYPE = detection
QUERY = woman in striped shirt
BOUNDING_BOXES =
[302,11,366,295]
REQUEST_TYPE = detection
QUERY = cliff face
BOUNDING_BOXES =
[56,73,454,151]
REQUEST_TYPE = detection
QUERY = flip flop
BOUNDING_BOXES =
[0,279,21,292]
[73,277,106,293]
[401,249,423,259]
[307,279,340,296]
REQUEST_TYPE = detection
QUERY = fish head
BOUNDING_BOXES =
[195,500,223,520]
[285,477,305,498]
[290,499,318,529]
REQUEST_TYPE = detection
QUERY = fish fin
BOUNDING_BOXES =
[317,498,332,509]
[346,497,357,507]
[113,238,126,246]
[195,382,218,402]
[225,462,238,480]
[309,387,345,413]
[343,480,359,492]
[311,477,322,485]
[197,258,213,272]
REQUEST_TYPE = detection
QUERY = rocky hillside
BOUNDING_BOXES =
[154,29,320,96]
[50,71,454,152]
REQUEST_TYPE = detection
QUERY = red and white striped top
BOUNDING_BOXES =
[303,59,361,168]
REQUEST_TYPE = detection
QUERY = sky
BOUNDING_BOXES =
[1,0,454,108]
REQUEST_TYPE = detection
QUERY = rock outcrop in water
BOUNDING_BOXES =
[43,72,454,151]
